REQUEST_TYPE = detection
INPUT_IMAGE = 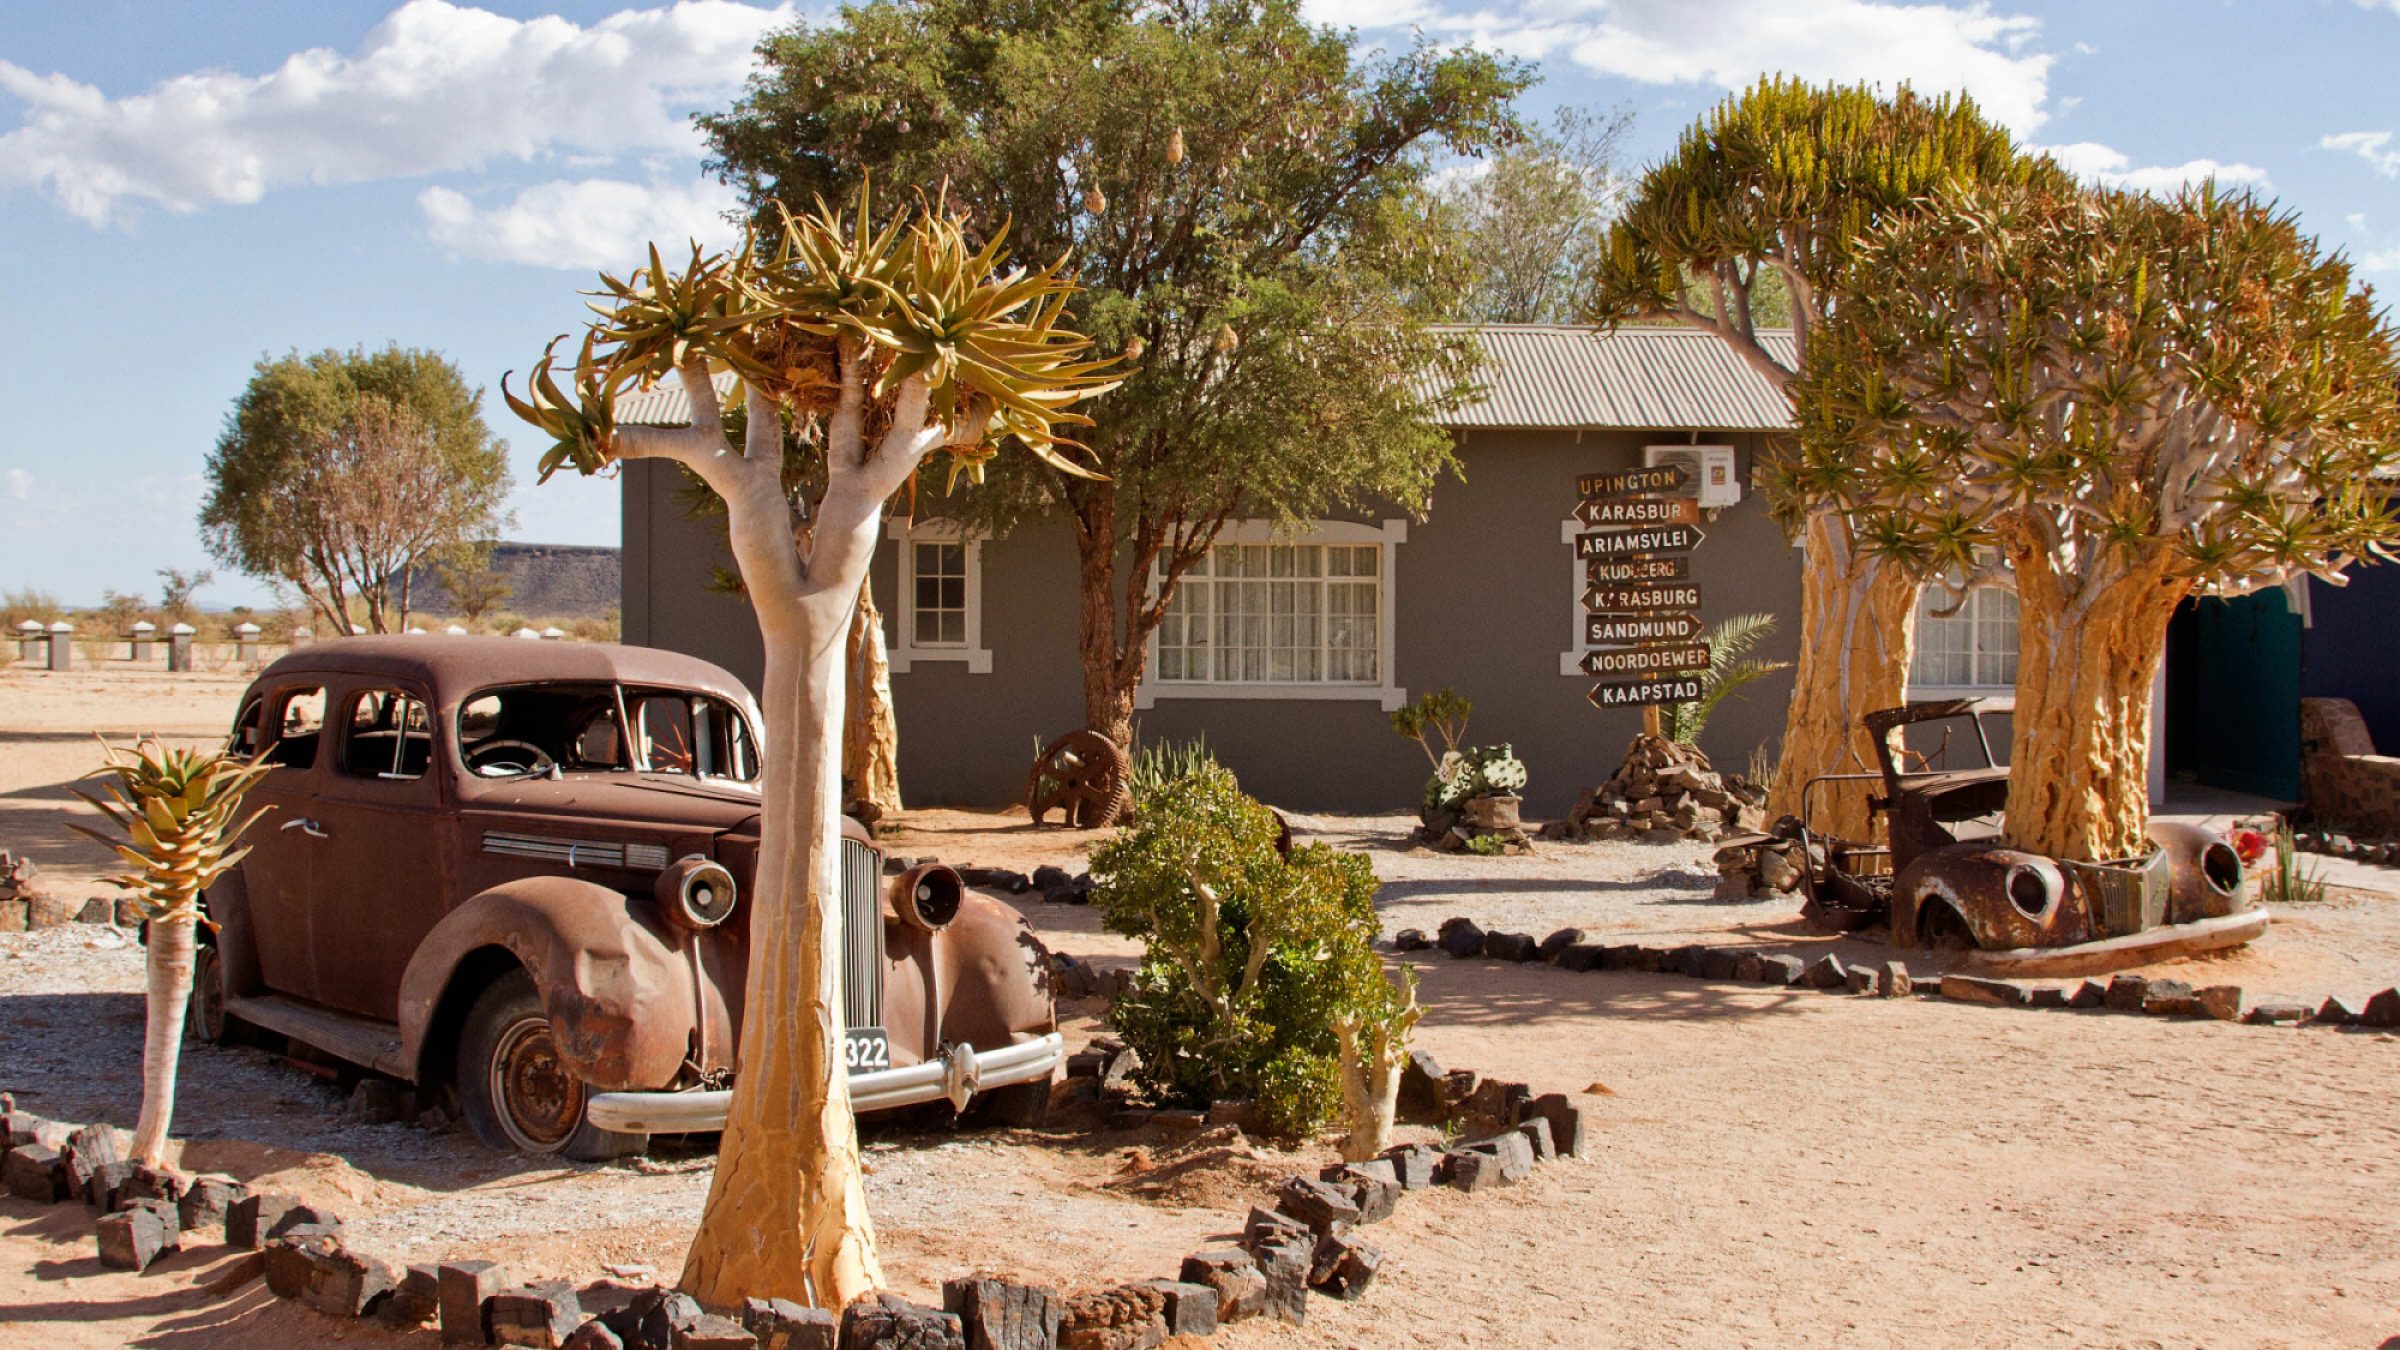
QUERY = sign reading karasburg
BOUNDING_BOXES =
[1582,581,1702,613]
[1574,495,1701,530]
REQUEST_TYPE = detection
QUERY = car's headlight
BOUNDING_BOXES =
[655,855,738,929]
[891,863,963,932]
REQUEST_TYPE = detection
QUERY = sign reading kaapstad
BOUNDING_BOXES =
[1584,612,1705,645]
[1587,676,1703,709]
[1576,464,1688,500]
[1585,555,1690,584]
[1582,581,1702,613]
[1575,523,1705,559]
[1574,495,1701,530]
[1580,644,1711,677]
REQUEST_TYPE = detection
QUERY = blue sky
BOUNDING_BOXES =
[1,0,2395,608]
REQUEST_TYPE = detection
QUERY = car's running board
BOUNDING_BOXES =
[225,994,411,1079]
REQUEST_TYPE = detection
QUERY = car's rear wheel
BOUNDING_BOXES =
[187,943,229,1045]
[457,971,646,1160]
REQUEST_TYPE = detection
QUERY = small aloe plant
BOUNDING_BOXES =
[71,737,274,1165]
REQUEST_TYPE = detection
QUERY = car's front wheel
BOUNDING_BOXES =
[456,970,646,1161]
[187,942,230,1045]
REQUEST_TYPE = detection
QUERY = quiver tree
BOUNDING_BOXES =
[701,0,1521,745]
[1795,182,2400,861]
[507,193,1119,1309]
[70,739,273,1166]
[1584,78,2066,840]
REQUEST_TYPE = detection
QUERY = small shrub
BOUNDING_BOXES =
[1130,734,1216,802]
[2254,819,2328,905]
[1091,764,1413,1151]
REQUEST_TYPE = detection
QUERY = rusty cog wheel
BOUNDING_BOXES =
[1026,730,1133,828]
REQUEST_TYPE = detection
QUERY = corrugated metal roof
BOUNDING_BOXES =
[1429,324,1794,431]
[612,323,1797,432]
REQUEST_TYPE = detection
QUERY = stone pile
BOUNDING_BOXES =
[1709,832,1812,901]
[1406,798,1535,856]
[1541,736,1766,846]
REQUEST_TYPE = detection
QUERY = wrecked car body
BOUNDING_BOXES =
[1755,699,2264,973]
[200,636,1061,1157]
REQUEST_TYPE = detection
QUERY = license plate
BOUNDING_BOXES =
[844,1027,890,1073]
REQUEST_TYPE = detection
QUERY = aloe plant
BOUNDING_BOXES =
[71,738,273,1165]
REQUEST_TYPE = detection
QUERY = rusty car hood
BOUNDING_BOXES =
[459,773,763,833]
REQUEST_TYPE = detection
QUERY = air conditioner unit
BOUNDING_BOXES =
[1643,444,1740,509]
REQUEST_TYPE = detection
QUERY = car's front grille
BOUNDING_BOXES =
[839,836,885,1031]
[484,831,631,869]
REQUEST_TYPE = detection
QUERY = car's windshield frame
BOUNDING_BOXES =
[452,680,762,784]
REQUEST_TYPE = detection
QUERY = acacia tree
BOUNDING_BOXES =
[1796,182,2400,861]
[1431,105,1633,324]
[702,0,1520,746]
[509,195,1117,1309]
[1584,78,2065,840]
[202,347,511,634]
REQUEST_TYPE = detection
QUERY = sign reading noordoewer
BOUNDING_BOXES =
[1575,462,1706,710]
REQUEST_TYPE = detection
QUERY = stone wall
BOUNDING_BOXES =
[2298,697,2400,833]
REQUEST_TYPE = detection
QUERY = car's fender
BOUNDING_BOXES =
[2147,821,2252,924]
[1892,842,2073,950]
[932,892,1057,1051]
[396,877,700,1092]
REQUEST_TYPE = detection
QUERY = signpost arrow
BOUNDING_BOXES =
[1574,495,1701,530]
[1585,555,1689,584]
[1580,644,1712,677]
[1582,581,1702,613]
[1576,464,1688,500]
[1587,676,1703,709]
[1584,612,1705,645]
[1575,522,1704,559]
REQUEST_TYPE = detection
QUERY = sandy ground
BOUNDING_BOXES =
[4,662,2399,1347]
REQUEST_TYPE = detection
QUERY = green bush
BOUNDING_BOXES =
[1091,764,1406,1143]
[1129,734,1216,803]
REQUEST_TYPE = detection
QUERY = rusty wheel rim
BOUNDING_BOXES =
[489,1015,582,1152]
[189,946,225,1043]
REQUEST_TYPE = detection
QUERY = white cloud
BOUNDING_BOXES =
[420,175,743,270]
[0,0,790,226]
[4,468,29,502]
[1303,0,2058,135]
[2322,130,2400,179]
[2044,141,2270,194]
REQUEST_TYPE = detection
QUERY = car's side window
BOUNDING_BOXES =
[268,687,326,769]
[228,698,266,758]
[627,691,759,782]
[341,689,433,780]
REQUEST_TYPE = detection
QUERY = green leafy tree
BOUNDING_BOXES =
[1090,763,1415,1155]
[1794,182,2400,861]
[430,544,512,624]
[508,191,1118,1310]
[1430,105,1633,323]
[701,0,1525,743]
[200,346,512,634]
[1584,78,2067,842]
[154,567,212,625]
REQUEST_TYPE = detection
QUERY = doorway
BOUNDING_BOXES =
[2164,588,2301,802]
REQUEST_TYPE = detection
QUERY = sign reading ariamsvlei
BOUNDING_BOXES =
[1576,523,1704,559]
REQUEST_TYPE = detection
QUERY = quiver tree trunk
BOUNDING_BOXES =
[1765,515,1919,842]
[131,914,197,1166]
[843,578,902,816]
[1998,526,2188,863]
[1333,1017,1408,1163]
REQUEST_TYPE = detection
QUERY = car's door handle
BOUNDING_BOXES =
[280,817,328,839]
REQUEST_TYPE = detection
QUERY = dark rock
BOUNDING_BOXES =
[1731,952,1765,982]
[1443,1148,1500,1193]
[1634,946,1669,973]
[2316,994,2362,1026]
[1395,1050,1447,1124]
[1556,942,1608,972]
[441,1260,514,1344]
[2068,979,2108,1009]
[742,1298,837,1350]
[1030,865,1070,893]
[1664,945,1706,977]
[2198,986,2245,1021]
[602,1287,707,1349]
[1273,1176,1362,1237]
[1755,954,1806,986]
[2027,986,2070,1010]
[1699,947,1744,980]
[1598,944,1643,971]
[1463,1078,1532,1129]
[1378,1143,1440,1190]
[941,1277,1057,1350]
[2104,974,2151,1012]
[1132,1281,1217,1338]
[839,1292,966,1350]
[2142,979,2201,1017]
[60,1121,122,1199]
[264,1232,340,1301]
[178,1174,245,1235]
[1481,930,1539,963]
[1319,1163,1400,1223]
[1941,975,2030,1007]
[229,1191,322,1250]
[84,1158,137,1211]
[1526,1093,1587,1159]
[1538,927,1587,962]
[97,1204,174,1270]
[1242,1207,1312,1251]
[2361,988,2400,1029]
[1474,1129,1538,1181]
[1514,1114,1556,1163]
[674,1313,759,1350]
[1801,953,1849,990]
[296,1242,401,1320]
[126,1163,187,1206]
[2244,1002,2312,1025]
[1881,961,1914,998]
[1307,1232,1382,1300]
[349,1078,408,1125]
[1,1105,62,1150]
[1177,1250,1266,1324]
[1845,965,1883,996]
[4,1144,67,1203]
[1056,1285,1165,1350]
[565,1324,628,1350]
[488,1281,586,1348]
[375,1265,442,1329]
[1250,1236,1311,1326]
[1435,917,1485,959]
[1392,928,1429,952]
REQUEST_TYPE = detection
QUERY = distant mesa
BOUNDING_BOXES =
[404,542,619,620]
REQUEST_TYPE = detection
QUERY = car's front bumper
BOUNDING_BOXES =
[584,1032,1065,1135]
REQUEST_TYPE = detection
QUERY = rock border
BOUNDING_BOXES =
[1393,918,2400,1033]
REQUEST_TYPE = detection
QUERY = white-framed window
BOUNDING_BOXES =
[1139,519,1408,709]
[1910,576,2019,693]
[889,519,990,674]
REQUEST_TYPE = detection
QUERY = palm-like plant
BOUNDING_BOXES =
[70,738,273,1165]
[1661,613,1793,747]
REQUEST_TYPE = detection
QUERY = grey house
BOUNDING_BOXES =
[620,325,1854,815]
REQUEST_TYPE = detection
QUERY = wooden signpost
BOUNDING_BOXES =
[1574,464,1709,728]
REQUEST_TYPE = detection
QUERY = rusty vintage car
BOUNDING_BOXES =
[1768,698,2267,974]
[195,636,1062,1157]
